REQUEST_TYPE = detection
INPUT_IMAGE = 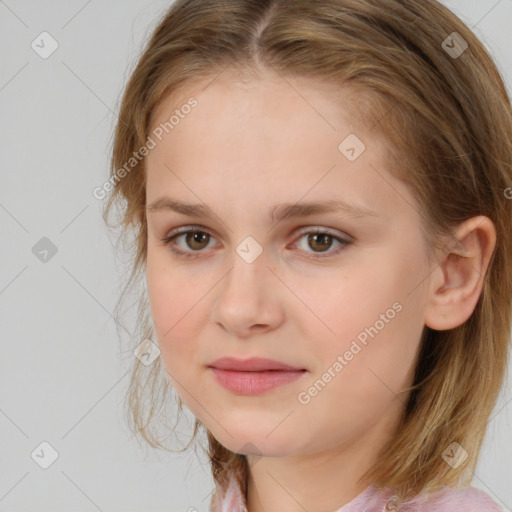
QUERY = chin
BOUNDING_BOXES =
[208,424,301,458]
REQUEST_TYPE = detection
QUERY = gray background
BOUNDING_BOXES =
[0,1,511,511]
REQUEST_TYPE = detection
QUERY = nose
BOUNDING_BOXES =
[210,248,284,339]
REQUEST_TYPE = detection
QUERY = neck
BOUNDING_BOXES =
[245,402,402,512]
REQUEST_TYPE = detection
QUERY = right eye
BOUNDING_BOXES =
[161,226,218,259]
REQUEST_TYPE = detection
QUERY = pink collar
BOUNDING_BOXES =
[209,472,504,512]
[210,475,398,512]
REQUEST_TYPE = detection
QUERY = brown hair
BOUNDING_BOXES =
[102,0,512,508]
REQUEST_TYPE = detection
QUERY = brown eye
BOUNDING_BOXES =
[184,231,210,250]
[307,233,334,252]
[162,227,217,258]
[293,228,352,259]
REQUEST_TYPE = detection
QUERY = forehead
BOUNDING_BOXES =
[148,67,374,168]
[149,66,371,132]
[144,67,418,227]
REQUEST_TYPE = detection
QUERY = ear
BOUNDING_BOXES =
[424,216,496,331]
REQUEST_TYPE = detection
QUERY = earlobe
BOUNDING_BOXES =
[424,216,496,331]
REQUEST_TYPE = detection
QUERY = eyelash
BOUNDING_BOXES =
[160,225,353,260]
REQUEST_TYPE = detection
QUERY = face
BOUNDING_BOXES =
[144,67,432,458]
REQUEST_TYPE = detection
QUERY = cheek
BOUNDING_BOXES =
[289,260,403,351]
[296,249,426,398]
[145,252,205,364]
[294,301,423,450]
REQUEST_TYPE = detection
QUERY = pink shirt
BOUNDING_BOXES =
[210,472,504,512]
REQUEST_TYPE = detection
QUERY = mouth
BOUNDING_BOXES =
[207,357,307,395]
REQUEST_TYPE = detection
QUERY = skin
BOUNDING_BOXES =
[144,66,496,512]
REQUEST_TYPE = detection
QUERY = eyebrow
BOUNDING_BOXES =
[145,197,379,223]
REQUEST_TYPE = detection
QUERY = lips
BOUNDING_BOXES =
[207,357,307,395]
[208,356,304,372]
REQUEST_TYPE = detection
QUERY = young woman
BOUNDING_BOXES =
[103,1,512,510]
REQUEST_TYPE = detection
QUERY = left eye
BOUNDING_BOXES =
[293,229,351,257]
[161,226,352,259]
